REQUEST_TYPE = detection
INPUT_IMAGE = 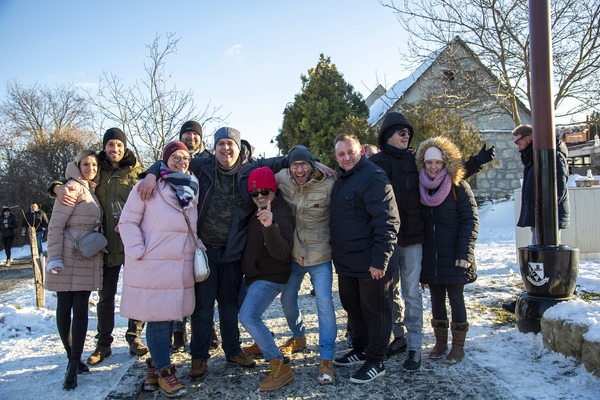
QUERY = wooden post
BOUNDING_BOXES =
[27,227,45,308]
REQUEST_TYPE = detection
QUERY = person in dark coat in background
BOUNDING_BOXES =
[502,124,570,313]
[239,166,295,392]
[415,136,479,364]
[1,207,18,266]
[330,134,400,384]
[22,203,49,257]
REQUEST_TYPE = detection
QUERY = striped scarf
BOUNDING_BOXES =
[159,163,199,210]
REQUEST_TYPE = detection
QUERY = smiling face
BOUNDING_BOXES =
[387,128,411,150]
[104,139,125,166]
[334,137,363,171]
[289,161,313,186]
[181,130,201,151]
[250,188,276,209]
[215,138,240,168]
[79,155,99,181]
[167,150,191,173]
[425,159,444,179]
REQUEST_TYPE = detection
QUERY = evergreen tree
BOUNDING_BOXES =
[276,54,373,166]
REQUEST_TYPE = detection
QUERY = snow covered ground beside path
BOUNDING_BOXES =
[0,199,599,399]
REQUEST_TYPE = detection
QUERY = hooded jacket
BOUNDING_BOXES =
[118,176,199,322]
[275,166,334,267]
[415,137,479,286]
[517,140,570,230]
[45,162,104,292]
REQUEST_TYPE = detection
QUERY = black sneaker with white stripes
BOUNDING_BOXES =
[350,360,385,384]
[333,349,366,366]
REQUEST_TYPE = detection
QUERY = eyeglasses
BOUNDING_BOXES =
[514,136,530,145]
[396,129,411,137]
[249,189,272,197]
[171,155,191,164]
[290,161,311,170]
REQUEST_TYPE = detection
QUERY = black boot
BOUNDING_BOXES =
[63,359,78,390]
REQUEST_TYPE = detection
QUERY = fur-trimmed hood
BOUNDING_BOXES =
[415,136,465,186]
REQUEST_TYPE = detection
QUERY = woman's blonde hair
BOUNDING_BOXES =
[75,149,99,169]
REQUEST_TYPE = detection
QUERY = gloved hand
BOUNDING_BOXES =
[46,260,64,274]
[476,144,496,167]
[455,259,471,269]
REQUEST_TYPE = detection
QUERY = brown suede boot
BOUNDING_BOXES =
[258,357,295,392]
[446,322,469,364]
[142,358,159,392]
[158,365,186,398]
[429,319,449,359]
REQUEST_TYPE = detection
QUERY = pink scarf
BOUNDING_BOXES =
[419,168,452,207]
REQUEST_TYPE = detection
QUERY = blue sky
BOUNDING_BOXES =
[0,0,412,156]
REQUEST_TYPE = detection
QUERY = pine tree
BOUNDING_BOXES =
[276,54,373,166]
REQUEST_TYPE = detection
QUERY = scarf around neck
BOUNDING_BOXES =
[159,163,199,210]
[419,167,452,207]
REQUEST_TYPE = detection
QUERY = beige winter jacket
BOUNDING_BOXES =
[275,167,334,267]
[45,162,104,292]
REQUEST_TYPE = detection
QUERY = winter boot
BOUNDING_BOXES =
[63,359,79,390]
[446,322,469,364]
[142,358,159,392]
[258,357,295,392]
[279,336,307,354]
[158,365,186,398]
[429,319,449,359]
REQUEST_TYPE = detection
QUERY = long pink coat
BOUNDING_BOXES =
[45,162,104,292]
[118,178,199,322]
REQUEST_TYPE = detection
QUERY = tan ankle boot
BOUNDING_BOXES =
[446,322,469,363]
[259,357,295,392]
[429,319,449,359]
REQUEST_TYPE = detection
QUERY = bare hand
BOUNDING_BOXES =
[114,225,120,233]
[55,183,78,206]
[315,161,338,180]
[369,266,385,280]
[455,259,471,268]
[257,200,273,228]
[137,174,157,200]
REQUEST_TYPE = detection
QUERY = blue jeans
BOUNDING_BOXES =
[391,244,423,353]
[239,280,285,361]
[146,321,171,370]
[189,246,243,360]
[280,261,336,360]
[36,231,44,256]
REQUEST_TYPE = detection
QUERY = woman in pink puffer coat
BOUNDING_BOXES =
[119,141,204,397]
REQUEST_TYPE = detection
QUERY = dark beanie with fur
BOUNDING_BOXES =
[103,128,127,149]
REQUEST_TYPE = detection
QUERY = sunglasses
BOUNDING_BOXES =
[396,129,411,137]
[249,189,272,197]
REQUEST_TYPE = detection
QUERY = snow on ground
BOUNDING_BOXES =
[0,198,599,399]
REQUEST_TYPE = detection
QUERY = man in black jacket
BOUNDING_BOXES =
[21,203,48,257]
[330,134,400,384]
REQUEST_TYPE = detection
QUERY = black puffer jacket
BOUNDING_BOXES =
[330,156,400,278]
[415,137,479,286]
[517,141,570,229]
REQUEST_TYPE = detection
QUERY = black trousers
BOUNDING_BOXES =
[56,291,91,360]
[338,272,394,363]
[96,265,144,347]
[429,284,467,323]
[2,235,14,260]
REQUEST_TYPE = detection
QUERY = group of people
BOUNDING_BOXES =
[1,203,49,266]
[44,111,569,397]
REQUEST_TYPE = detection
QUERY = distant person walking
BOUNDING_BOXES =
[1,207,18,266]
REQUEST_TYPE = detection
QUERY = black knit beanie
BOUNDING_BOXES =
[179,120,203,140]
[288,145,315,166]
[103,128,127,149]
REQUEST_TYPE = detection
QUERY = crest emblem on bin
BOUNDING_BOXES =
[527,262,549,286]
